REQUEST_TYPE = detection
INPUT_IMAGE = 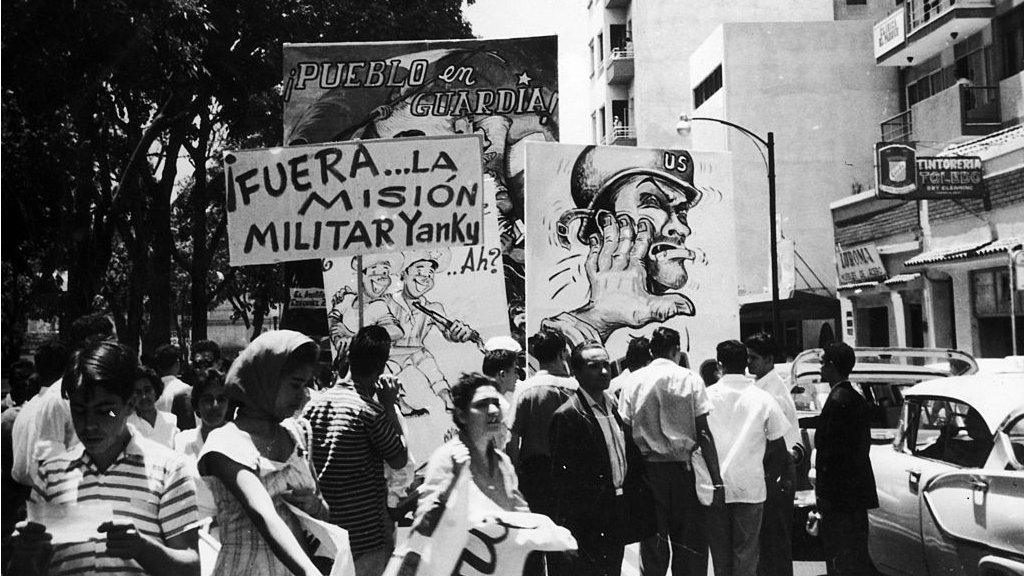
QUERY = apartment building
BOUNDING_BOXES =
[830,0,1024,357]
[585,0,899,356]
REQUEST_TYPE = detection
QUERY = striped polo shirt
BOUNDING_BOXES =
[32,433,201,575]
[304,381,406,554]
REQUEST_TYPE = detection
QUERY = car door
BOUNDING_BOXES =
[920,410,1024,576]
[869,398,957,576]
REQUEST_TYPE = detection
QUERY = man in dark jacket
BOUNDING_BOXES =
[550,341,654,576]
[815,342,879,576]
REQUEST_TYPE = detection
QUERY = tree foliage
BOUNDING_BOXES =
[2,0,473,356]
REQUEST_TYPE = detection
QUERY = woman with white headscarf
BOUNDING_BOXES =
[198,330,328,576]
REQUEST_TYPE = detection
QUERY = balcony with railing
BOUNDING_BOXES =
[874,0,994,66]
[880,110,914,142]
[879,84,1001,143]
[604,47,634,85]
[603,125,637,146]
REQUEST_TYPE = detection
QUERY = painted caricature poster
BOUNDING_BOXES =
[525,142,739,369]
[283,36,559,330]
[321,194,509,462]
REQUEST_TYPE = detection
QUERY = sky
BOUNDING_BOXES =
[462,0,590,143]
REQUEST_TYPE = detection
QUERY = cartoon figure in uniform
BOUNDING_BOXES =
[542,146,703,347]
[327,254,404,352]
[388,249,482,414]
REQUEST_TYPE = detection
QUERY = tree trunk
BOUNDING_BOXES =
[189,106,212,343]
[143,125,186,354]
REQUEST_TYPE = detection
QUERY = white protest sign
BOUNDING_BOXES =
[285,503,356,576]
[225,134,484,266]
[27,500,114,544]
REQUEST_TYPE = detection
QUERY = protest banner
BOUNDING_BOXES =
[322,179,510,463]
[525,142,739,369]
[285,503,356,576]
[289,287,326,309]
[283,36,559,323]
[224,134,484,266]
[27,500,113,544]
[385,464,576,576]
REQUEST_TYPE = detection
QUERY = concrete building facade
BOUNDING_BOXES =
[585,0,902,356]
[831,0,1024,358]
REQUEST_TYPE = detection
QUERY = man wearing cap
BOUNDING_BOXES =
[815,342,877,576]
[541,146,702,348]
[388,250,476,412]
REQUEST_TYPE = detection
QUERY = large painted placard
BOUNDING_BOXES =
[525,142,738,369]
[283,36,559,322]
[322,183,509,462]
[224,135,483,266]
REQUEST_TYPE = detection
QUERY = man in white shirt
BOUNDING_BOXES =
[618,327,723,576]
[745,333,801,576]
[153,343,196,430]
[702,340,790,576]
[11,312,115,486]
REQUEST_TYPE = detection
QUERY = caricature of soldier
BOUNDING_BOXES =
[542,146,702,347]
[327,254,404,351]
[388,250,477,412]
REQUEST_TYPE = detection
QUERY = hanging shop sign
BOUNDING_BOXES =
[837,243,887,285]
[876,142,918,198]
[876,142,986,200]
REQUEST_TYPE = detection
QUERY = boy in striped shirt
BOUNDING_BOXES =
[7,342,202,576]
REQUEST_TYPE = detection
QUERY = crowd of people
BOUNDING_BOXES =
[1,312,877,576]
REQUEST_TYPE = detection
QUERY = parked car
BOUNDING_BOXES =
[868,373,1024,576]
[787,347,978,554]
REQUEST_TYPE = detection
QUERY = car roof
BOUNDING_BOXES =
[905,373,1024,432]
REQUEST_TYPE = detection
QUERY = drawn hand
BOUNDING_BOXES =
[579,213,694,330]
[444,319,475,343]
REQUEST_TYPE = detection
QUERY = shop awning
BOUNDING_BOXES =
[837,273,921,292]
[904,238,1022,267]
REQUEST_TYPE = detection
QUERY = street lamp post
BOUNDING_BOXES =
[676,114,781,346]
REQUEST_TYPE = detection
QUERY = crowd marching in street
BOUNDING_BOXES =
[1,312,878,576]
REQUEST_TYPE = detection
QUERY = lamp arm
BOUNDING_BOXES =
[687,116,770,148]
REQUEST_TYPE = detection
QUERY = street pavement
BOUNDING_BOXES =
[620,543,826,576]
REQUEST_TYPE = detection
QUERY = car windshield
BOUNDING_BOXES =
[790,348,978,420]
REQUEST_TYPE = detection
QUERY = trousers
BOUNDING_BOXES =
[708,502,764,576]
[639,462,707,576]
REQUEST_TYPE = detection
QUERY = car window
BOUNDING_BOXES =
[1004,414,1024,469]
[911,398,993,468]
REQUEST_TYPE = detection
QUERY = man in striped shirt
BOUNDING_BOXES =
[305,325,409,576]
[7,341,202,576]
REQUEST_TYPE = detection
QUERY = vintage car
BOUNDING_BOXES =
[787,348,978,553]
[868,373,1024,576]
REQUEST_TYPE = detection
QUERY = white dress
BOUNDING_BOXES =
[199,419,319,576]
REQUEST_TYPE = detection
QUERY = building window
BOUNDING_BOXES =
[693,65,723,109]
[954,32,992,85]
[971,267,1024,317]
[906,57,954,106]
[589,40,596,77]
[846,0,867,4]
[597,33,604,70]
[997,5,1024,79]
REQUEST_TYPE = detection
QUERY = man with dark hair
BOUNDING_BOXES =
[619,326,723,576]
[509,329,577,516]
[816,342,877,576]
[702,341,789,576]
[609,336,652,398]
[8,342,201,576]
[304,325,408,576]
[482,348,520,448]
[190,339,222,369]
[12,315,116,487]
[550,341,652,576]
[744,332,801,576]
[153,344,195,431]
